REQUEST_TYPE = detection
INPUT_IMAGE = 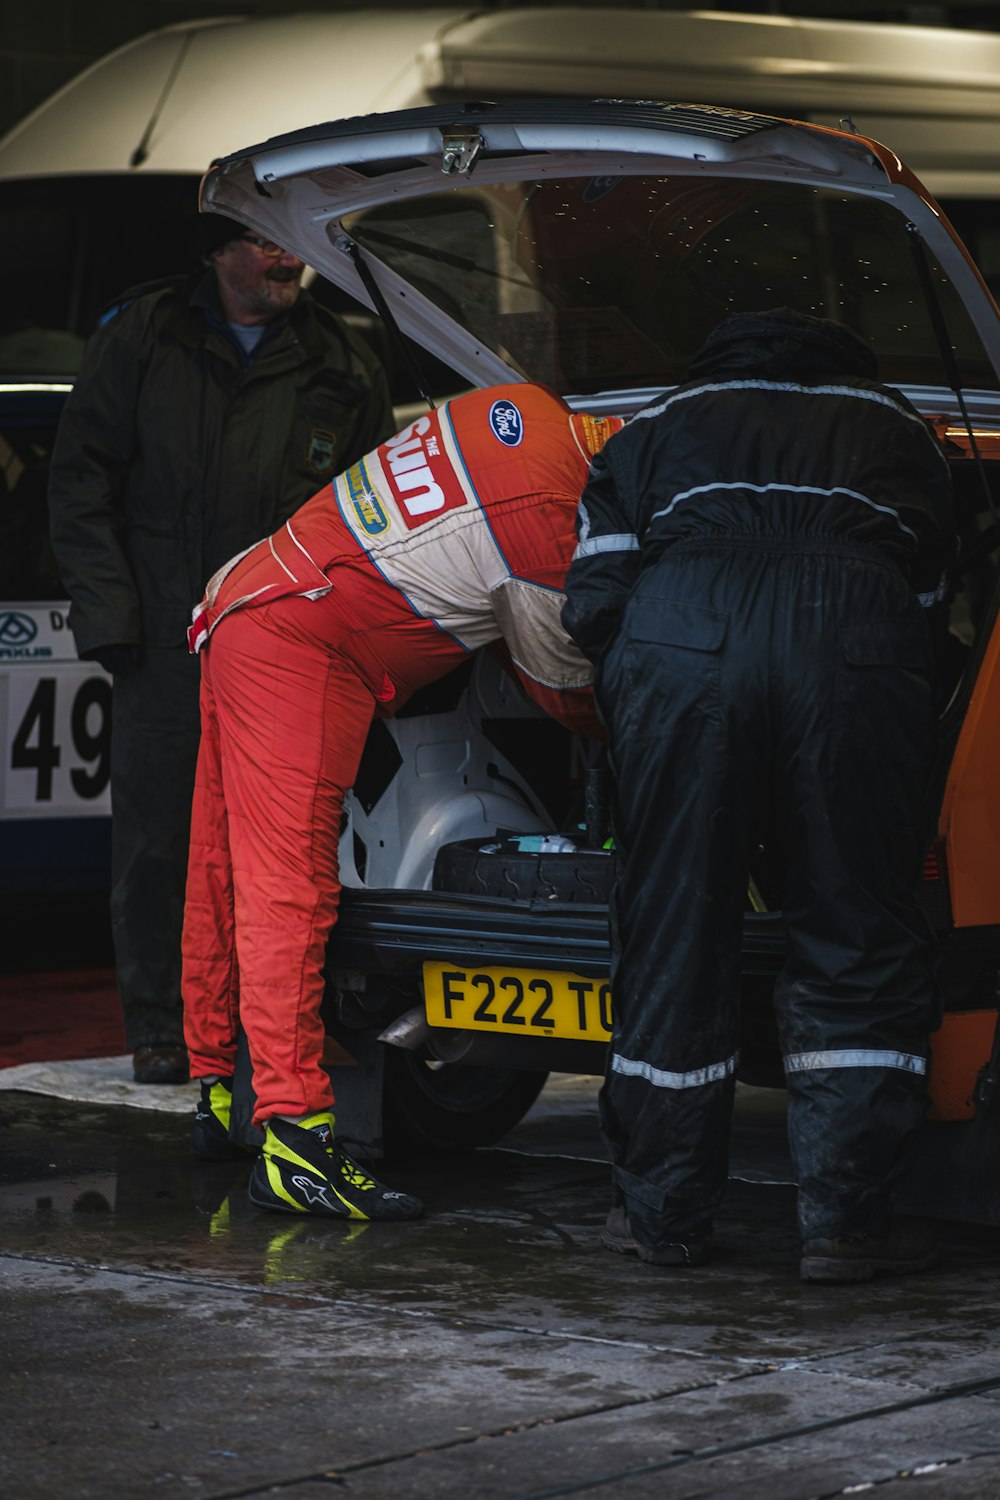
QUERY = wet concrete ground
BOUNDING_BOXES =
[3,1075,1000,1500]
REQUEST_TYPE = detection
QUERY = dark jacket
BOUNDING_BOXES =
[562,309,955,664]
[48,271,394,655]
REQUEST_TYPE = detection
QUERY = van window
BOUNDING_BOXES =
[0,176,202,352]
[0,394,64,599]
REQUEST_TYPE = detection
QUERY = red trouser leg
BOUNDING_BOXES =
[182,652,240,1079]
[182,601,376,1124]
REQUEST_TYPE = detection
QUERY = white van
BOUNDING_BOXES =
[2,4,1000,349]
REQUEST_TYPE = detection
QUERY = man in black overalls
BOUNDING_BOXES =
[563,308,954,1282]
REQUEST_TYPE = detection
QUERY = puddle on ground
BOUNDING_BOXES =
[2,1089,999,1363]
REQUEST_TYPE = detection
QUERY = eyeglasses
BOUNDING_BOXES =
[238,234,285,258]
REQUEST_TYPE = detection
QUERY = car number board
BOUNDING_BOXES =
[423,961,612,1041]
[1,605,112,817]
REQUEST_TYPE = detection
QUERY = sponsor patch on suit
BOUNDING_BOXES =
[346,461,390,535]
[381,413,469,530]
[489,400,524,447]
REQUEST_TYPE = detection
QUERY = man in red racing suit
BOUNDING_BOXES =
[181,382,621,1222]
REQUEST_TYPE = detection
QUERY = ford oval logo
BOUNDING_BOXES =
[489,400,523,447]
[0,611,38,646]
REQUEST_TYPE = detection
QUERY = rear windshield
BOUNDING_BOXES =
[345,174,997,395]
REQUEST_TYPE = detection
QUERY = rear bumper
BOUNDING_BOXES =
[329,887,789,979]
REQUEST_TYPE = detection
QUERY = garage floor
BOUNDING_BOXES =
[3,1072,1000,1499]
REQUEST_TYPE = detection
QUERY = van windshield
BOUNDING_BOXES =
[0,175,201,370]
[345,174,997,396]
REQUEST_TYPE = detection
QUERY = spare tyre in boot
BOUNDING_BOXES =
[432,833,615,903]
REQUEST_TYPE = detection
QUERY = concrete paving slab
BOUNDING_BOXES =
[810,1329,1000,1395]
[0,1255,760,1500]
[868,1455,1000,1497]
[7,1253,1000,1500]
[274,1370,1000,1500]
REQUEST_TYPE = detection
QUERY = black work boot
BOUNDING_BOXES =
[800,1216,939,1283]
[600,1205,709,1267]
[133,1045,188,1084]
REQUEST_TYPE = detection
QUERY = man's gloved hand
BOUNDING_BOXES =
[81,644,141,676]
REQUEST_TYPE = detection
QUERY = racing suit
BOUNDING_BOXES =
[562,309,955,1252]
[181,383,620,1125]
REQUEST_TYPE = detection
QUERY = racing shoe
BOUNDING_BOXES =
[800,1216,939,1283]
[192,1078,256,1162]
[248,1112,424,1221]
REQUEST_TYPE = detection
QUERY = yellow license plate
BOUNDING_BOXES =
[423,961,612,1041]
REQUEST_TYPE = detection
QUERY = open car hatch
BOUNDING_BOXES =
[200,98,1000,403]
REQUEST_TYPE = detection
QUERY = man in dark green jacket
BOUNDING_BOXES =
[48,214,394,1083]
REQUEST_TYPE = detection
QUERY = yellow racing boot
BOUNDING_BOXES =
[192,1077,256,1162]
[248,1112,423,1221]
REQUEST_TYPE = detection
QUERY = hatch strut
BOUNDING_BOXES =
[907,224,998,541]
[343,240,436,412]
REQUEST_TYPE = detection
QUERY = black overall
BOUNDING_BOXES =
[600,535,935,1246]
[563,309,955,1250]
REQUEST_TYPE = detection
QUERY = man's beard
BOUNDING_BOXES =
[253,272,301,317]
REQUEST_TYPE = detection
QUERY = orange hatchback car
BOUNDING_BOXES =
[201,100,1000,1217]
